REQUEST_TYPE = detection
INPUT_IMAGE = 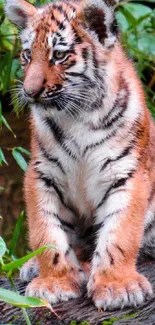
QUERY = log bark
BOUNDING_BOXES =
[1,260,155,324]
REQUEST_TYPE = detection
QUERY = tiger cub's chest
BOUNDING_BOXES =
[63,156,111,217]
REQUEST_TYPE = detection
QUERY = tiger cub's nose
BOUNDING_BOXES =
[24,87,40,97]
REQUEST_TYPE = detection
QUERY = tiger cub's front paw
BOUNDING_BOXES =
[25,268,86,304]
[87,271,153,310]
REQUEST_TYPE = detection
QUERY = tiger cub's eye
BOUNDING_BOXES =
[23,49,32,62]
[53,50,66,60]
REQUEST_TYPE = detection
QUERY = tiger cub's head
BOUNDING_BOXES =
[5,0,118,114]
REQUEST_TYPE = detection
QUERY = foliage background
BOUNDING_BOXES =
[0,0,155,254]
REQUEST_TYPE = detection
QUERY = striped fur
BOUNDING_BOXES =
[6,0,155,310]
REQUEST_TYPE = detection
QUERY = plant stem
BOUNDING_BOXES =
[7,275,32,325]
[21,307,32,325]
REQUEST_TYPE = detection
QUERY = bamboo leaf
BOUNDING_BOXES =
[16,146,31,157]
[1,115,16,138]
[0,148,8,166]
[0,288,53,309]
[12,149,27,171]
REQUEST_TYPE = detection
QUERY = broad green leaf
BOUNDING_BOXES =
[0,237,7,259]
[1,115,16,137]
[0,186,4,191]
[116,11,129,31]
[118,6,137,29]
[123,3,152,20]
[0,288,53,310]
[9,211,24,256]
[2,244,56,272]
[0,148,8,166]
[12,149,27,171]
[16,147,31,157]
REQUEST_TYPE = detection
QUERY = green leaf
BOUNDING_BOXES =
[0,186,4,191]
[1,115,16,138]
[122,3,152,20]
[2,244,56,272]
[118,6,137,28]
[16,147,31,157]
[137,33,155,55]
[9,211,24,257]
[0,148,8,166]
[0,237,7,259]
[12,149,28,171]
[0,288,53,309]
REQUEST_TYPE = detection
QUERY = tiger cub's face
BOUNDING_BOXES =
[6,0,117,114]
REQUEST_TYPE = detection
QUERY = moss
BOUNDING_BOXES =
[101,313,137,325]
[102,318,119,325]
[69,313,137,325]
[121,313,137,320]
[13,314,19,321]
[70,320,91,325]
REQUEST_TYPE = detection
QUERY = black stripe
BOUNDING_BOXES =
[91,45,103,81]
[37,171,64,204]
[115,244,125,257]
[53,253,60,265]
[54,213,75,231]
[45,117,63,144]
[100,145,132,172]
[84,118,136,156]
[97,172,134,209]
[72,27,82,44]
[65,246,72,256]
[82,47,89,62]
[33,161,41,167]
[104,105,127,129]
[94,251,101,259]
[51,13,62,27]
[83,124,122,156]
[45,117,77,159]
[36,139,66,175]
[52,4,69,21]
[92,82,129,131]
[107,248,114,265]
[65,71,95,86]
[66,60,76,69]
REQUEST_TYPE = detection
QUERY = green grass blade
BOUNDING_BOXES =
[9,211,24,257]
[1,244,56,272]
[0,237,7,259]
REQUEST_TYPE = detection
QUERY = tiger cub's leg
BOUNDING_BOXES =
[20,257,39,282]
[88,171,153,310]
[24,166,86,303]
[140,205,155,259]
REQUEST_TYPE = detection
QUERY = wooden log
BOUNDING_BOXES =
[1,260,155,324]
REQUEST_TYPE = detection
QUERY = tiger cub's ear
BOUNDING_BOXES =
[80,0,118,48]
[5,0,36,28]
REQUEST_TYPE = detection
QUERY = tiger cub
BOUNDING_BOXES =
[6,0,155,310]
